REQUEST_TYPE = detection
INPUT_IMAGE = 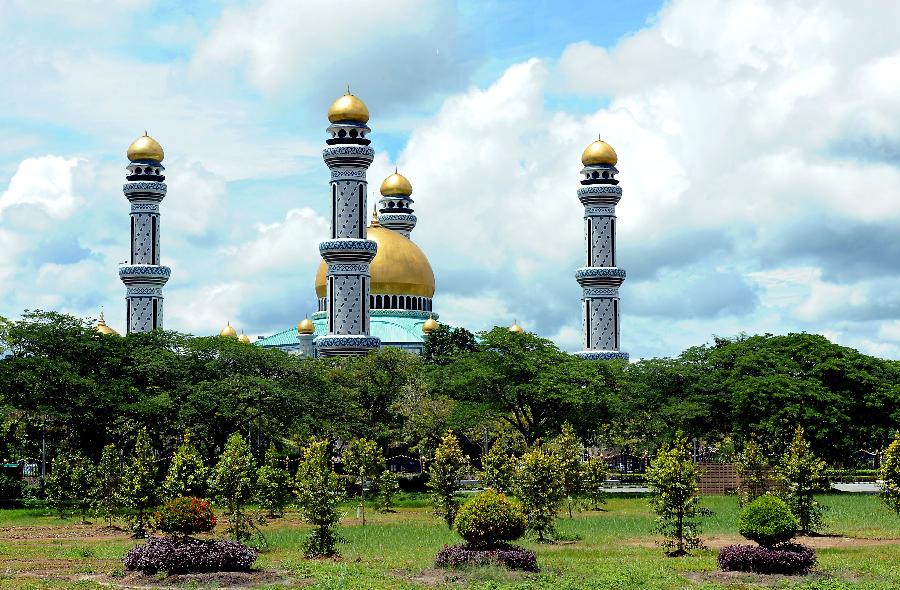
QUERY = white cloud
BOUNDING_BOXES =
[0,156,81,221]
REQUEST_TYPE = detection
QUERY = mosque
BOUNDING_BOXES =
[108,92,628,361]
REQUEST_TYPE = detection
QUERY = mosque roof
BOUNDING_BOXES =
[256,311,435,348]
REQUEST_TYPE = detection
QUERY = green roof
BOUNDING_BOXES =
[256,311,436,348]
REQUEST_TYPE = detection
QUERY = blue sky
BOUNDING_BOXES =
[2,0,900,360]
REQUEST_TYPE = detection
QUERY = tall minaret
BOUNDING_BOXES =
[574,137,628,361]
[119,133,171,333]
[377,170,416,238]
[314,92,381,357]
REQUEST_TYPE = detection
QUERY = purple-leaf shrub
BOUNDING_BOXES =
[124,536,258,574]
[435,543,538,572]
[718,543,815,575]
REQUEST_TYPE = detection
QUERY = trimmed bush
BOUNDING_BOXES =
[737,495,798,548]
[123,536,257,574]
[155,496,216,537]
[718,543,815,575]
[454,489,525,548]
[435,543,538,572]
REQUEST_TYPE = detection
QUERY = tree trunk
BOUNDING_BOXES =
[677,511,684,554]
[568,496,573,519]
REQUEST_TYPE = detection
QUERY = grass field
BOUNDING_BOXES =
[1,493,899,589]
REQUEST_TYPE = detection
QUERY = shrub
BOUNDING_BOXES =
[454,490,525,548]
[512,448,564,541]
[295,437,343,557]
[155,497,216,537]
[435,543,538,572]
[375,469,400,513]
[123,536,257,574]
[737,495,798,548]
[162,432,210,501]
[256,448,292,518]
[778,426,828,534]
[718,543,816,575]
[880,431,900,515]
[212,433,258,542]
[581,456,607,510]
[427,431,468,528]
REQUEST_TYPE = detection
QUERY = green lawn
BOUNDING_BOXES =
[0,494,898,589]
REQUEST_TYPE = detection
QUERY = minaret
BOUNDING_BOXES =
[377,170,416,238]
[315,91,380,357]
[297,316,316,357]
[119,133,171,334]
[574,137,628,361]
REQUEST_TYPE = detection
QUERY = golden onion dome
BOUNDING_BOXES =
[581,138,617,166]
[380,171,413,197]
[127,132,165,162]
[316,222,435,299]
[509,322,524,333]
[219,322,238,338]
[95,313,119,336]
[238,331,251,344]
[297,316,315,335]
[422,315,439,334]
[327,92,369,124]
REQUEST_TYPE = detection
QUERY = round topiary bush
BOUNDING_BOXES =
[155,496,217,537]
[124,536,257,574]
[718,543,815,575]
[454,489,526,548]
[737,495,798,548]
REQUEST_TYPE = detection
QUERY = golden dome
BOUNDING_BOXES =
[298,316,315,335]
[509,322,524,333]
[316,224,435,299]
[95,313,119,336]
[238,331,251,344]
[219,322,238,338]
[422,315,439,334]
[581,138,617,166]
[327,92,369,124]
[380,171,413,197]
[127,133,165,162]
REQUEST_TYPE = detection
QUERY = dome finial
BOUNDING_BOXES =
[128,132,164,162]
[219,321,238,338]
[581,137,617,166]
[509,320,524,333]
[370,205,380,227]
[422,314,439,334]
[328,90,369,123]
[380,170,413,197]
[298,315,315,335]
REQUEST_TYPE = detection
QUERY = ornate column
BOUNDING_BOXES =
[575,138,628,361]
[315,92,381,356]
[119,134,171,333]
[377,170,416,238]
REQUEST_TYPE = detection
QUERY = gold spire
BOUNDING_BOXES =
[380,170,413,197]
[422,314,439,334]
[297,315,315,335]
[127,132,165,162]
[370,205,380,227]
[327,91,370,124]
[509,321,524,333]
[219,322,238,338]
[238,331,251,344]
[95,311,120,336]
[581,137,617,166]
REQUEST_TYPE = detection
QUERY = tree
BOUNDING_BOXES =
[427,431,469,527]
[256,447,293,518]
[295,437,344,557]
[881,431,900,515]
[94,444,122,527]
[342,437,381,525]
[645,436,708,556]
[212,432,258,542]
[582,455,608,510]
[778,426,828,534]
[375,469,400,513]
[423,324,478,365]
[481,431,524,493]
[431,328,618,444]
[45,452,75,518]
[162,432,210,500]
[550,422,583,518]
[512,447,565,541]
[121,428,158,536]
[735,438,772,506]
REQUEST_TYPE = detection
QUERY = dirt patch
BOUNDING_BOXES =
[88,570,297,589]
[684,570,833,587]
[399,567,532,588]
[0,524,132,541]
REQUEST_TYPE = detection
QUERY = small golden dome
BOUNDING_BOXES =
[127,133,165,162]
[298,316,315,335]
[95,313,119,336]
[238,331,251,344]
[327,92,369,124]
[509,322,524,333]
[219,322,238,338]
[581,138,617,166]
[380,171,413,197]
[422,315,439,334]
[316,223,435,299]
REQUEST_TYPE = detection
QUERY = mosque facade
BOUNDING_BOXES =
[107,93,627,360]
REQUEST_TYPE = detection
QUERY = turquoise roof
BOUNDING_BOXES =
[256,310,437,349]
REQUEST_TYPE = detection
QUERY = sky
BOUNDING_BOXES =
[2,0,900,360]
